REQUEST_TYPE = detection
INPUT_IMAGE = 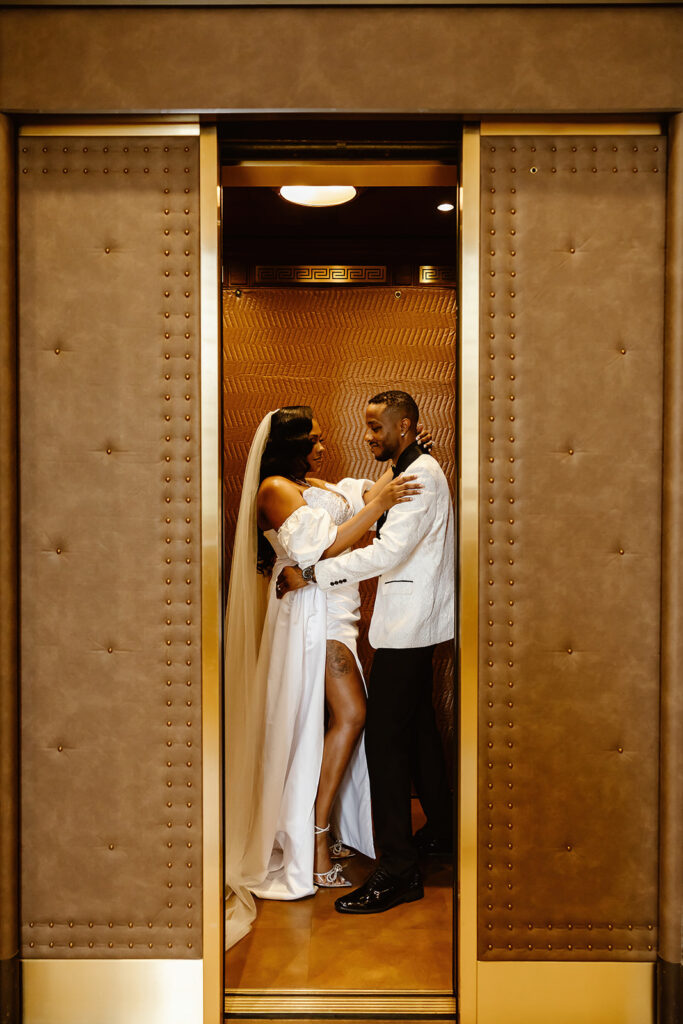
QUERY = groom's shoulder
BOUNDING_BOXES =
[414,452,449,486]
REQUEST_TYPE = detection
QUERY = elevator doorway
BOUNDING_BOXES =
[221,156,458,1012]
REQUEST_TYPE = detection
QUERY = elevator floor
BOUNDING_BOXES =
[225,801,454,992]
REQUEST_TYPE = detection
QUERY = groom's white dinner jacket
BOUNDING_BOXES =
[314,451,455,649]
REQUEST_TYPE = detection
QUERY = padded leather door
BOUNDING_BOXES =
[18,136,203,960]
[477,135,666,962]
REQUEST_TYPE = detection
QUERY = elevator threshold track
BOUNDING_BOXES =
[225,990,457,1019]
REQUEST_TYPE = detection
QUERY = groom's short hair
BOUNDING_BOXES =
[369,390,419,428]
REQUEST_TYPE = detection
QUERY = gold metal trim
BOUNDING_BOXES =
[222,161,459,187]
[19,122,199,137]
[476,961,655,1024]
[200,126,224,1024]
[225,992,457,1015]
[23,960,203,1024]
[457,124,481,1024]
[419,265,458,285]
[254,264,386,284]
[480,120,662,136]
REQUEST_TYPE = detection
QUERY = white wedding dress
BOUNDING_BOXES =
[225,478,375,944]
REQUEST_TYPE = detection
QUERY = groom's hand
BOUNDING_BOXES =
[276,565,307,599]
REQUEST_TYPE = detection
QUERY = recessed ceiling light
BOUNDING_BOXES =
[437,202,455,213]
[279,185,357,208]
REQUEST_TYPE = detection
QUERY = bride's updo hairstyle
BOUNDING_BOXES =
[257,405,315,575]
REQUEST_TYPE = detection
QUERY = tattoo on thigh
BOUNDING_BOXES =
[326,640,355,677]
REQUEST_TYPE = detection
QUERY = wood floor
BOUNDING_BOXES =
[225,801,454,993]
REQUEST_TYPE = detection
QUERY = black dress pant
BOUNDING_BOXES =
[365,645,453,878]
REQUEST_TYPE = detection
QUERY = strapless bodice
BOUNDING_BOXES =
[300,485,352,526]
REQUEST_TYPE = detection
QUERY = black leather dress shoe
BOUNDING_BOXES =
[334,866,424,915]
[414,825,453,858]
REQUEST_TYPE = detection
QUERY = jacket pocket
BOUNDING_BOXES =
[382,579,414,595]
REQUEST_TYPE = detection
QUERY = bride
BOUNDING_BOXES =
[224,406,422,947]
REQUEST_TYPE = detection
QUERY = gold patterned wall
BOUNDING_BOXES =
[222,284,456,748]
[477,135,666,961]
[18,137,203,959]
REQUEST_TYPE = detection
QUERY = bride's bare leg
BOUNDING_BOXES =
[314,640,366,875]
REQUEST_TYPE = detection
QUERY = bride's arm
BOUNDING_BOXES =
[361,467,394,505]
[320,474,421,558]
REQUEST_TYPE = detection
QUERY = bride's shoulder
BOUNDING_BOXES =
[257,476,305,530]
[258,474,298,494]
[257,475,304,508]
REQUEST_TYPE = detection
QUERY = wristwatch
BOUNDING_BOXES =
[302,565,317,583]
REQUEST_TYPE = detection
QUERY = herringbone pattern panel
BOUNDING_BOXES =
[223,286,456,753]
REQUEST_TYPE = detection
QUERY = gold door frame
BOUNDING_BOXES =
[199,124,224,1024]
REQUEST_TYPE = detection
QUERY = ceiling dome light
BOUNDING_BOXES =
[437,202,455,213]
[279,185,357,208]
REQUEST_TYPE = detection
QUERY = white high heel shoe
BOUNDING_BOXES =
[313,824,352,888]
[329,836,355,860]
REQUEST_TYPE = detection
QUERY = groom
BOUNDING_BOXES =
[278,390,454,914]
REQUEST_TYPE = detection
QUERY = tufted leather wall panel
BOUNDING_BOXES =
[477,136,665,961]
[0,8,682,115]
[18,137,202,959]
[222,285,456,754]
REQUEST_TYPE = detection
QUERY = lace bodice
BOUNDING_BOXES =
[300,485,352,526]
[264,484,354,567]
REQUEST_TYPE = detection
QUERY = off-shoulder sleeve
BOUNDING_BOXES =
[333,477,374,516]
[276,505,338,568]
